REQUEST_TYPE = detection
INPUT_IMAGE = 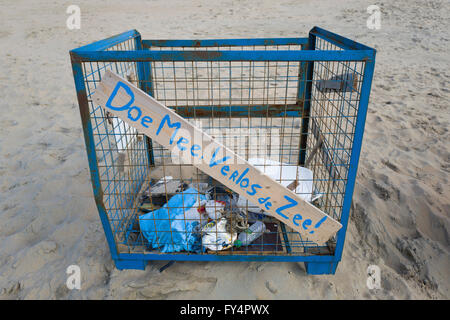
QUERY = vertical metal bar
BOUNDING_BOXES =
[296,44,308,107]
[298,32,316,165]
[279,223,292,254]
[334,53,376,263]
[134,34,155,166]
[70,55,119,259]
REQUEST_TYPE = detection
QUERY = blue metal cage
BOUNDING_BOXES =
[70,27,375,274]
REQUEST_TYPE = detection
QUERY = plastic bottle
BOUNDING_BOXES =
[234,221,266,247]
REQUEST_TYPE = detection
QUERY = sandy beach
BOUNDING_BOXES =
[0,0,448,299]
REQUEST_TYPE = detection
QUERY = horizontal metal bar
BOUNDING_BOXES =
[71,29,140,52]
[170,103,302,118]
[310,26,375,52]
[118,253,337,262]
[143,38,308,48]
[71,49,375,62]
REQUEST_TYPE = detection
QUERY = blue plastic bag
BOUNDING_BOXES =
[139,187,206,253]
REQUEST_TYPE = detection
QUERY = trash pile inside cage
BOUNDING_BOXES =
[126,158,322,255]
[70,26,376,273]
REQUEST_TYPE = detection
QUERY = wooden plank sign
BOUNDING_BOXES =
[92,71,342,245]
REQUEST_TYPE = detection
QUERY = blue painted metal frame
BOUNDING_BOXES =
[142,37,308,48]
[310,26,374,51]
[70,27,376,274]
[332,47,376,272]
[71,49,374,62]
[298,31,316,166]
[118,252,336,263]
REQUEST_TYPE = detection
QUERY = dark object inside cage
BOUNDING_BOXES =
[70,27,375,274]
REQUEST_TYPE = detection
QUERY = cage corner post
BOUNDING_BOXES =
[305,260,338,275]
[298,30,316,166]
[331,53,377,275]
[301,28,338,275]
[134,32,155,166]
[70,54,122,265]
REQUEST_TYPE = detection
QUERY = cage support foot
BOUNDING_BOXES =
[305,261,338,275]
[114,259,147,270]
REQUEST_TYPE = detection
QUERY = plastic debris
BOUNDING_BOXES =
[234,158,315,220]
[188,182,210,193]
[139,187,207,253]
[136,165,317,253]
[316,72,357,92]
[139,203,160,213]
[206,185,238,210]
[183,199,208,224]
[236,196,266,216]
[234,221,267,247]
[201,218,237,251]
[147,176,188,206]
[248,158,314,202]
[204,200,226,220]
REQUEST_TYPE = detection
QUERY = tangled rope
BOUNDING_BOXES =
[223,210,249,234]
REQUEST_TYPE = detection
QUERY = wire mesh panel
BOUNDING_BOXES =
[79,35,151,247]
[70,27,375,274]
